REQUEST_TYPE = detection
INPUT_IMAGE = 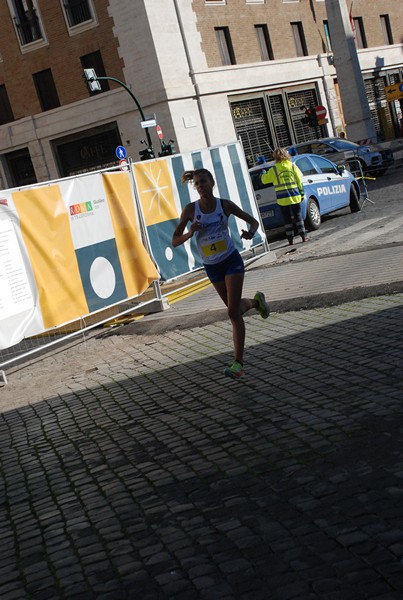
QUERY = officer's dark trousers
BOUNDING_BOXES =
[280,203,306,242]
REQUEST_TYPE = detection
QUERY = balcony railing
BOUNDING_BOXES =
[64,0,92,27]
[14,13,42,45]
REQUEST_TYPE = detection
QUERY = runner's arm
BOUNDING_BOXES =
[223,200,259,240]
[172,204,199,247]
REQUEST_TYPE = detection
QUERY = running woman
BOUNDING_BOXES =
[172,168,270,379]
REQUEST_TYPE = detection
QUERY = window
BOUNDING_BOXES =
[0,85,14,125]
[294,156,317,176]
[353,17,367,49]
[215,27,236,65]
[311,155,338,174]
[323,20,332,52]
[255,25,274,61]
[80,51,109,94]
[380,15,393,45]
[62,0,93,27]
[309,142,333,156]
[6,148,37,187]
[291,22,308,57]
[293,143,311,154]
[33,69,60,111]
[53,124,121,177]
[11,0,43,45]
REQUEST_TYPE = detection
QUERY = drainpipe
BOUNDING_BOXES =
[172,0,211,147]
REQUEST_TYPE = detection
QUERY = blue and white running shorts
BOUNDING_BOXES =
[203,250,244,283]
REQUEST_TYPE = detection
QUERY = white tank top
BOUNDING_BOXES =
[194,198,235,265]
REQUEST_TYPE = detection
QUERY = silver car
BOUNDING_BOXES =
[287,137,393,177]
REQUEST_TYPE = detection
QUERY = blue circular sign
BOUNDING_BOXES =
[399,83,403,93]
[115,145,127,159]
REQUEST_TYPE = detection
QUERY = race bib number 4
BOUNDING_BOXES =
[201,239,227,257]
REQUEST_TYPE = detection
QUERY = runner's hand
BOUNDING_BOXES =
[241,229,255,240]
[190,221,202,234]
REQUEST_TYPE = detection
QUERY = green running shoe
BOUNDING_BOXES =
[254,291,270,319]
[224,361,245,379]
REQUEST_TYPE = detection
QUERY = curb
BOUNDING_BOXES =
[115,280,403,336]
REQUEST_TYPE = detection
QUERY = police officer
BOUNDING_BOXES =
[261,148,309,245]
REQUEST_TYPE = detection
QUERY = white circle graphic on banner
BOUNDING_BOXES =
[165,247,173,261]
[90,257,116,298]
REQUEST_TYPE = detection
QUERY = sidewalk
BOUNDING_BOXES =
[130,243,403,334]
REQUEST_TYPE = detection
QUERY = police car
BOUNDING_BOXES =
[249,153,361,231]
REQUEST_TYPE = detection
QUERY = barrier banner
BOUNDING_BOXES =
[0,142,265,352]
[133,142,264,281]
[0,173,158,350]
[0,208,40,350]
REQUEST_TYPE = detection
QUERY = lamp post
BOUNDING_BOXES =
[83,69,153,153]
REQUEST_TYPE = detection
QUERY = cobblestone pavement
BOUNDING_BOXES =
[1,293,403,599]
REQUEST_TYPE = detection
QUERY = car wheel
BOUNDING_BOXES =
[349,185,361,213]
[305,197,321,231]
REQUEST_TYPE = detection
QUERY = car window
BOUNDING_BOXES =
[328,139,359,151]
[250,171,272,191]
[295,144,311,154]
[294,156,317,176]
[310,142,334,156]
[310,155,338,174]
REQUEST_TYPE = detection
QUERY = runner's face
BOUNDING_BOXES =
[193,174,214,196]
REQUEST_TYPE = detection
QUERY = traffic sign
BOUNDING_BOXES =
[156,125,163,140]
[119,158,129,171]
[384,83,403,102]
[141,118,157,128]
[115,145,127,159]
[315,105,327,120]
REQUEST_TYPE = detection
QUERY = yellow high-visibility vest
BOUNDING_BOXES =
[261,160,304,206]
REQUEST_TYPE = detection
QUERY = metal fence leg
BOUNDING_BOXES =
[356,159,375,208]
[0,370,8,386]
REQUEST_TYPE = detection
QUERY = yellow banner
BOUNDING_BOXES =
[13,185,88,328]
[133,160,178,226]
[102,173,158,295]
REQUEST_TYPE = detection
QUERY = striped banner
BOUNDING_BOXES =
[133,142,263,281]
[0,142,264,351]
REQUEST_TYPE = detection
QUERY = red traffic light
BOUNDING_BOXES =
[301,107,318,127]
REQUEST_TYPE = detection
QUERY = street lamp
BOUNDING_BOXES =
[83,68,154,157]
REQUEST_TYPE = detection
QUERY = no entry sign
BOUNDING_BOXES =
[315,105,327,120]
[156,125,163,140]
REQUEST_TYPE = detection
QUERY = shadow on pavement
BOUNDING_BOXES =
[0,304,402,599]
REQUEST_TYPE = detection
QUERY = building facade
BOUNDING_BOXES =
[0,0,402,188]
